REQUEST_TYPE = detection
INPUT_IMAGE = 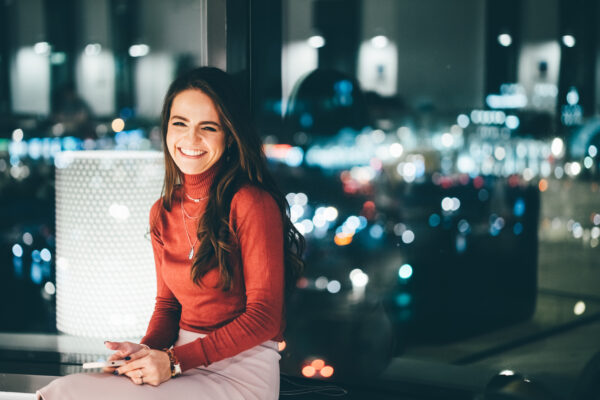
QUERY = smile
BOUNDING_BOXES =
[178,147,207,157]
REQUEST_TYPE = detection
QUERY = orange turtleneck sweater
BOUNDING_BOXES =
[140,162,285,372]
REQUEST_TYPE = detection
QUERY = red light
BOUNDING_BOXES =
[311,359,325,370]
[320,365,334,378]
[473,176,484,189]
[302,365,316,377]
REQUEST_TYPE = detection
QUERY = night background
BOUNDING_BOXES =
[1,0,600,399]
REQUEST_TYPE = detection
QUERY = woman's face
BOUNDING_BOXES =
[166,89,227,175]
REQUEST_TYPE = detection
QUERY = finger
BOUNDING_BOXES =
[104,341,121,350]
[127,348,150,362]
[116,359,145,375]
[125,371,143,385]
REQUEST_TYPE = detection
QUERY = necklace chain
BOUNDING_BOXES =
[180,196,199,260]
[185,192,209,203]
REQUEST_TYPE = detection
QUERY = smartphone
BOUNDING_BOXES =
[82,359,127,369]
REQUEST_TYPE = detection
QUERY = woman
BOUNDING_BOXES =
[37,67,304,400]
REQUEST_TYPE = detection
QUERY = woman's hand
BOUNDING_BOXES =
[115,348,172,386]
[102,341,145,374]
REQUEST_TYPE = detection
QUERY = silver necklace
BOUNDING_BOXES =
[185,192,209,203]
[180,196,199,260]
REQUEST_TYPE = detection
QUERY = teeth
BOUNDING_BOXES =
[180,148,205,156]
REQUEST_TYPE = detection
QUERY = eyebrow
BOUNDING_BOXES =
[170,115,220,126]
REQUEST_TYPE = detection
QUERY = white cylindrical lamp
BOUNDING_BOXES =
[55,150,164,338]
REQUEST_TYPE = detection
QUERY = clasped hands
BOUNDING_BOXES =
[103,341,172,386]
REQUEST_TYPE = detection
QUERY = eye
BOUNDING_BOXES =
[202,126,217,132]
[172,121,186,127]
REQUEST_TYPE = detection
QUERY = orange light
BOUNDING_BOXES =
[320,365,334,378]
[334,233,353,246]
[263,144,292,159]
[278,341,286,351]
[538,179,548,192]
[111,118,125,132]
[311,359,325,370]
[301,365,316,377]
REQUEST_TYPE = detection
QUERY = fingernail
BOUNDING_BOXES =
[113,370,119,375]
[125,356,131,360]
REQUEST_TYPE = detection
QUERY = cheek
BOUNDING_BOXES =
[166,131,177,155]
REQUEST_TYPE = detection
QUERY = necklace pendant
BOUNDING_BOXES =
[188,248,194,260]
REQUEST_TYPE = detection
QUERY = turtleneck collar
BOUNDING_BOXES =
[180,159,222,199]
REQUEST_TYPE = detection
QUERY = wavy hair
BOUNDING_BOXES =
[155,66,304,292]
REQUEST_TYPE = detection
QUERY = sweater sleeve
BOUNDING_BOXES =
[140,200,182,350]
[172,187,285,372]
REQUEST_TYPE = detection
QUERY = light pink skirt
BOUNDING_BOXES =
[36,329,281,400]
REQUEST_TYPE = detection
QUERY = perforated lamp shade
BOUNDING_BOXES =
[55,150,164,338]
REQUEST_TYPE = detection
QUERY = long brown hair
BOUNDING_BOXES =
[155,66,304,292]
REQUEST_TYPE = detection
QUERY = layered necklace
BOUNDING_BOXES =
[180,192,208,260]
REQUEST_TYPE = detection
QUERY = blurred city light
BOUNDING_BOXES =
[33,41,51,55]
[301,365,316,377]
[320,365,334,378]
[327,280,341,294]
[307,35,325,48]
[12,244,23,258]
[497,33,512,47]
[111,118,125,132]
[398,264,413,280]
[574,301,586,315]
[349,268,369,288]
[128,44,150,57]
[562,34,576,47]
[85,43,102,56]
[44,282,56,296]
[551,137,565,157]
[371,35,389,48]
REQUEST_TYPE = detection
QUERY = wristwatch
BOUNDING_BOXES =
[163,348,182,377]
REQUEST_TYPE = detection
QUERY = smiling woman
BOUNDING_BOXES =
[166,89,228,175]
[35,67,305,400]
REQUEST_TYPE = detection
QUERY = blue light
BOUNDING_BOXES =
[429,214,441,227]
[12,244,23,257]
[478,189,489,202]
[31,250,41,263]
[28,138,42,160]
[398,264,413,280]
[61,136,80,151]
[40,248,52,262]
[334,80,353,95]
[456,235,467,253]
[395,293,412,307]
[358,216,368,230]
[285,147,304,167]
[13,257,23,278]
[369,224,384,239]
[115,130,128,145]
[513,198,525,217]
[120,107,134,119]
[457,219,471,234]
[30,262,42,284]
[300,113,313,128]
[490,226,500,236]
[513,222,523,235]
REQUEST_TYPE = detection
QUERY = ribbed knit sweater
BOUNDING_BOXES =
[140,161,285,372]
